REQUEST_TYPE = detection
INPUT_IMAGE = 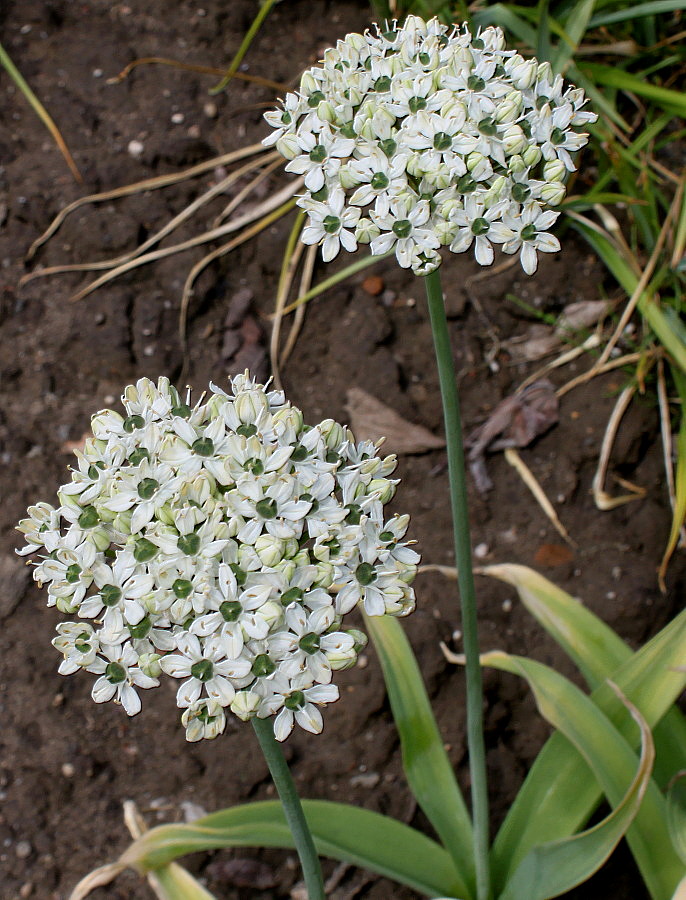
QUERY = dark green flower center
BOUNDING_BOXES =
[281,586,304,606]
[256,498,278,519]
[309,144,327,163]
[192,437,214,457]
[478,117,497,136]
[178,533,201,556]
[134,538,157,562]
[379,138,397,158]
[521,224,537,241]
[408,95,427,113]
[456,174,477,194]
[75,640,91,654]
[101,584,122,607]
[87,463,103,480]
[311,185,329,203]
[418,52,430,65]
[220,600,242,622]
[345,504,362,525]
[129,616,152,639]
[229,564,247,586]
[137,477,159,500]
[251,653,276,677]
[78,506,99,529]
[237,423,257,438]
[339,123,356,139]
[392,219,412,239]
[243,457,264,475]
[371,172,389,191]
[379,530,395,542]
[285,690,305,710]
[171,403,191,418]
[323,215,341,235]
[299,632,321,654]
[307,90,324,108]
[520,120,532,139]
[551,127,566,145]
[472,37,485,49]
[355,562,376,585]
[291,444,308,462]
[301,493,319,513]
[281,111,292,125]
[190,659,214,682]
[467,75,486,91]
[173,579,194,599]
[66,563,82,584]
[374,75,391,92]
[433,132,452,151]
[536,95,549,110]
[128,448,150,466]
[105,661,126,684]
[123,414,145,433]
[471,217,490,236]
[512,183,531,203]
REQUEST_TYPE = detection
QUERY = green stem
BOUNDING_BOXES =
[252,716,326,899]
[423,267,491,900]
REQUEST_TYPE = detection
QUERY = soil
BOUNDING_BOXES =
[0,2,682,899]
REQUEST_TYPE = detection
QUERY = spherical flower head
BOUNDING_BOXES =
[17,372,419,742]
[265,15,596,275]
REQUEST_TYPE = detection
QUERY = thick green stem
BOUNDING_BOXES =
[423,267,491,900]
[252,716,326,899]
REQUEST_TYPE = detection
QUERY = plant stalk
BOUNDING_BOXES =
[252,716,326,900]
[423,266,491,900]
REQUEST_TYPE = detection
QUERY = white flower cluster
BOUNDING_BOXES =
[264,15,596,275]
[18,373,418,742]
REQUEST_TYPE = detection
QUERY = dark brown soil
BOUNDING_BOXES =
[1,2,682,898]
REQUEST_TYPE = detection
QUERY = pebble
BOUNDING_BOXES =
[15,840,32,860]
[349,772,380,788]
[171,112,185,125]
[502,598,513,612]
[356,653,368,669]
[61,763,75,778]
[203,102,217,118]
[127,139,144,158]
[20,884,33,898]
[474,542,489,559]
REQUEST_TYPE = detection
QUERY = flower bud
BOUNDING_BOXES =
[483,175,507,207]
[314,562,334,588]
[317,100,336,123]
[338,163,361,190]
[543,159,567,183]
[230,690,261,722]
[319,418,344,450]
[522,145,542,168]
[139,652,162,678]
[495,92,523,124]
[258,600,284,631]
[507,56,537,90]
[503,124,527,157]
[276,132,300,160]
[255,534,285,567]
[367,478,396,503]
[539,182,566,206]
[508,154,527,174]
[466,152,492,182]
[355,218,380,244]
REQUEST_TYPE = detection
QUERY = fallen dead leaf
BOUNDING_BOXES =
[346,387,445,455]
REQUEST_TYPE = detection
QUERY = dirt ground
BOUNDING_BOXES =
[1,2,682,898]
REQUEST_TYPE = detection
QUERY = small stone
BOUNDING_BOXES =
[362,275,384,296]
[349,772,380,788]
[61,763,75,778]
[474,542,489,559]
[20,883,33,898]
[203,102,217,118]
[15,840,32,860]
[127,139,144,158]
[171,112,185,125]
[187,124,201,139]
[356,653,368,669]
[92,68,103,78]
[502,598,513,612]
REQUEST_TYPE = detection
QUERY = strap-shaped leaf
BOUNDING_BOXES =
[488,653,654,900]
[365,613,475,898]
[151,864,218,900]
[490,590,686,892]
[121,800,465,899]
[484,651,684,899]
[483,564,686,787]
[667,775,686,866]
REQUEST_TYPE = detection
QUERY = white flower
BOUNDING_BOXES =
[265,15,595,274]
[268,684,340,741]
[88,642,158,716]
[159,632,251,708]
[502,201,561,274]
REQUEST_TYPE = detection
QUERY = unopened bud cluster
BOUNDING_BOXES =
[264,15,595,275]
[18,374,418,741]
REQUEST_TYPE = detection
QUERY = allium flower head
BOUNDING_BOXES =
[265,15,596,275]
[18,374,418,741]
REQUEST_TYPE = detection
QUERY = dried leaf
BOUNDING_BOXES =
[556,299,611,336]
[505,324,560,362]
[534,543,575,567]
[346,387,445,455]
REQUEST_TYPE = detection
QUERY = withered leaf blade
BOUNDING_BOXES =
[346,387,445,455]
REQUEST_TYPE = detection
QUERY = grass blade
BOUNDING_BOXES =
[0,40,82,183]
[366,613,476,899]
[581,62,686,116]
[122,800,465,898]
[589,1,686,28]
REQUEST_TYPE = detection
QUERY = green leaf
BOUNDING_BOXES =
[667,774,686,867]
[470,5,538,46]
[659,386,686,587]
[365,613,475,898]
[589,1,686,28]
[150,863,218,899]
[122,800,464,899]
[580,62,686,116]
[551,0,597,74]
[486,653,654,900]
[488,594,686,895]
